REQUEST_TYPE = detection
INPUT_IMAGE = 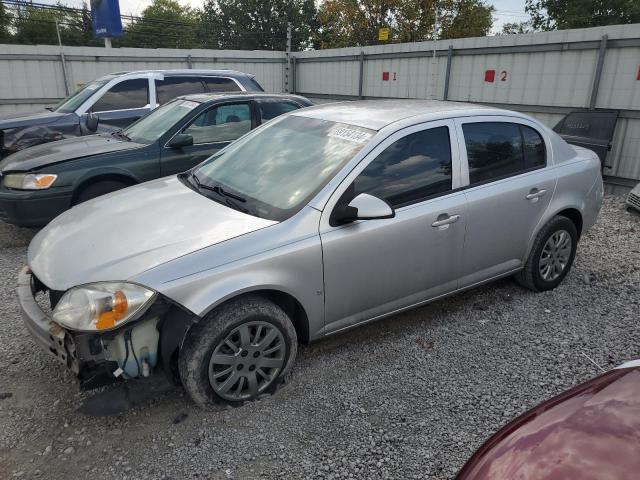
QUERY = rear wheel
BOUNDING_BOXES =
[515,215,578,292]
[74,179,131,204]
[178,295,297,407]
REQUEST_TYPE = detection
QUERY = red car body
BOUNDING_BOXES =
[456,363,640,480]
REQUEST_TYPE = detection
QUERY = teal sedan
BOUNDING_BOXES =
[0,93,312,227]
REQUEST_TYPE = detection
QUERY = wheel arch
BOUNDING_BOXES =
[198,288,311,344]
[556,207,583,239]
[524,202,585,263]
[158,288,311,385]
[71,170,139,205]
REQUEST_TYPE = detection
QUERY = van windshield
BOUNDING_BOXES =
[192,115,375,221]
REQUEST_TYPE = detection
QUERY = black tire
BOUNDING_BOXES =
[178,295,297,407]
[515,215,578,292]
[74,180,131,204]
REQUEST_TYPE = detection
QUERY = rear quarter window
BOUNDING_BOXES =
[203,77,242,93]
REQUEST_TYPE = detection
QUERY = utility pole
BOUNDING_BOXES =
[104,37,112,48]
[285,23,292,93]
[55,20,70,96]
[430,4,439,99]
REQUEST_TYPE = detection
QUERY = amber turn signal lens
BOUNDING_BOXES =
[34,174,57,188]
[95,291,128,330]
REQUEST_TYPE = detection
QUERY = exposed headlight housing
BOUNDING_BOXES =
[3,173,58,190]
[52,282,156,332]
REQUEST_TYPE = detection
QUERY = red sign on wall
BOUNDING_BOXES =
[484,70,496,82]
[382,71,390,81]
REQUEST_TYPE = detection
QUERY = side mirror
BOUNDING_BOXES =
[332,193,395,225]
[86,113,99,132]
[167,133,194,149]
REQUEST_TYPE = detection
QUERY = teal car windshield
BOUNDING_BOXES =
[193,115,375,221]
[53,80,110,113]
[124,99,200,144]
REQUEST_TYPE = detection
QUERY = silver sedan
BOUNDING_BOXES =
[19,100,604,406]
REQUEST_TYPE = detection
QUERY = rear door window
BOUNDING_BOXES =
[156,77,206,105]
[353,126,452,208]
[203,77,242,92]
[91,78,149,112]
[462,122,545,185]
[258,100,301,122]
[183,102,252,144]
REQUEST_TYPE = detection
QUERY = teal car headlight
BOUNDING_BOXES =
[3,173,58,190]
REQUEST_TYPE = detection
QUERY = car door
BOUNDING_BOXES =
[455,117,556,287]
[319,121,468,334]
[89,78,152,129]
[160,101,254,176]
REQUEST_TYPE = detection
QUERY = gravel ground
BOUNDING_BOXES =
[0,195,638,480]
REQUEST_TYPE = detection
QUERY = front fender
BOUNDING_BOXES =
[133,207,326,340]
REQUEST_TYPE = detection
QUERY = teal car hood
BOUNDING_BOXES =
[0,134,146,172]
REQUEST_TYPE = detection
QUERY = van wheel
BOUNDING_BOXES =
[178,295,297,407]
[74,180,131,204]
[515,215,578,292]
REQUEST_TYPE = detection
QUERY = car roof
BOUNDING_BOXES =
[291,99,510,130]
[176,92,311,103]
[102,69,254,79]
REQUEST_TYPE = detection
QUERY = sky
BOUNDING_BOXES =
[43,0,531,35]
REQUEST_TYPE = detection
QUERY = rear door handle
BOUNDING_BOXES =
[431,214,460,228]
[526,188,547,200]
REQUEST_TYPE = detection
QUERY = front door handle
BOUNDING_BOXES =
[431,214,460,228]
[526,188,547,200]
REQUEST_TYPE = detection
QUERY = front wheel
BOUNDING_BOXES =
[178,295,297,406]
[515,215,578,292]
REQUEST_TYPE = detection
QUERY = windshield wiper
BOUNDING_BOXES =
[111,130,131,141]
[188,172,249,213]
[45,107,54,112]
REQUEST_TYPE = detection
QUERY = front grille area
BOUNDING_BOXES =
[31,272,64,313]
[628,192,640,210]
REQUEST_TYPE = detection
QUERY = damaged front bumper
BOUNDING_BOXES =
[17,266,166,390]
[17,266,80,373]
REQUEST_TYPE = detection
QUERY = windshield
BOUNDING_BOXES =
[123,99,200,144]
[193,115,375,221]
[53,80,109,113]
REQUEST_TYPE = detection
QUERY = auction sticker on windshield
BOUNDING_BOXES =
[328,127,372,144]
[179,101,200,110]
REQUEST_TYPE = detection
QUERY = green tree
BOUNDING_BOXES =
[526,0,640,31]
[120,0,201,49]
[0,1,12,43]
[315,0,493,49]
[500,21,533,35]
[12,5,61,45]
[11,2,95,46]
[201,0,317,51]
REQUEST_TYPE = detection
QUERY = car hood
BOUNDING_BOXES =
[456,366,640,480]
[0,134,145,172]
[0,110,66,130]
[28,176,277,290]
